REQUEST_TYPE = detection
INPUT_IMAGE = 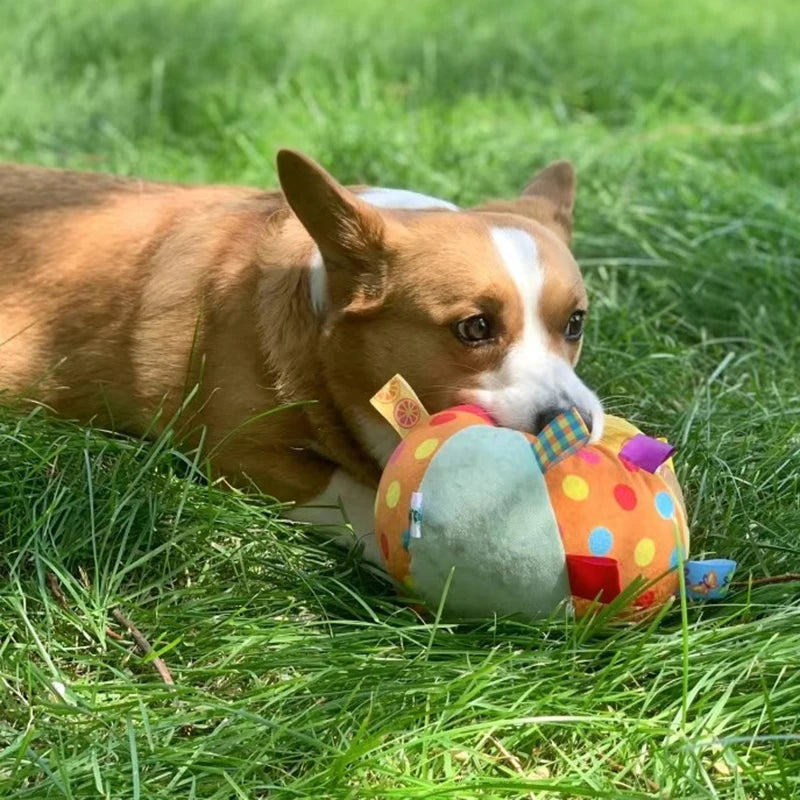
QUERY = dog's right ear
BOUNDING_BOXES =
[277,149,385,264]
[277,149,400,311]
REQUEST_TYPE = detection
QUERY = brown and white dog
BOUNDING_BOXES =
[0,150,602,565]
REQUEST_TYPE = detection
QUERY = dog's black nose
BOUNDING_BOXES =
[532,406,592,435]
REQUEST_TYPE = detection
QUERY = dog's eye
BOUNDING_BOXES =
[455,314,493,345]
[565,311,585,342]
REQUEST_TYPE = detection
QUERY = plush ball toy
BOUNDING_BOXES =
[371,375,735,621]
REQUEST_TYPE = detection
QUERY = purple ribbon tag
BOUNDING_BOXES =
[619,434,675,473]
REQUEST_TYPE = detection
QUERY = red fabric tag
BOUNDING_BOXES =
[566,555,622,603]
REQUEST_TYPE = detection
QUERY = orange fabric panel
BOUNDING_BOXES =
[375,408,493,584]
[545,441,689,610]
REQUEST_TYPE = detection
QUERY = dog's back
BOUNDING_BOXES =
[0,164,283,430]
[0,161,394,503]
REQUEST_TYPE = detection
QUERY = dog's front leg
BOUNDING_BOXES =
[286,469,382,567]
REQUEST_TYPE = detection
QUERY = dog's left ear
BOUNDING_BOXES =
[472,160,576,245]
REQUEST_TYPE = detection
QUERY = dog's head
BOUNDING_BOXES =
[277,150,602,464]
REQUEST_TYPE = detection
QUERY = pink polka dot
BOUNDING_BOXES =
[380,533,390,560]
[430,412,457,426]
[577,448,602,464]
[388,442,405,464]
[613,484,638,511]
[621,457,639,473]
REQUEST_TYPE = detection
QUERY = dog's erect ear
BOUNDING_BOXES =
[277,149,385,263]
[522,160,575,241]
[472,160,576,245]
[277,149,396,311]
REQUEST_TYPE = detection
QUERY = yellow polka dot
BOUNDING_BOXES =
[414,438,439,460]
[562,474,589,501]
[385,480,401,509]
[635,538,656,567]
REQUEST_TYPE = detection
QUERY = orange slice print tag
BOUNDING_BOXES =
[370,374,430,439]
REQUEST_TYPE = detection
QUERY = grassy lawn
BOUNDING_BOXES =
[2,0,800,796]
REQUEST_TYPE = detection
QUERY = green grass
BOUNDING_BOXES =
[2,0,800,796]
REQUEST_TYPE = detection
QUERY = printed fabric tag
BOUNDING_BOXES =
[370,374,430,439]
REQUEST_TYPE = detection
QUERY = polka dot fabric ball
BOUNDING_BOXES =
[545,438,689,614]
[375,403,690,619]
[375,405,494,587]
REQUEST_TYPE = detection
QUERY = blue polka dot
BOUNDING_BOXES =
[401,528,410,550]
[588,526,613,556]
[655,491,675,519]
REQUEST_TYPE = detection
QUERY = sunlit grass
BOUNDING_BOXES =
[2,0,799,796]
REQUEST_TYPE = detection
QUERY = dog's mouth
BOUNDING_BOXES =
[460,364,604,443]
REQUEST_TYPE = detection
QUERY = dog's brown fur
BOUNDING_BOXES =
[0,153,579,505]
[0,162,377,500]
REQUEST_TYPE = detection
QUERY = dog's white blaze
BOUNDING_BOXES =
[358,187,458,211]
[471,227,603,440]
[491,227,546,351]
